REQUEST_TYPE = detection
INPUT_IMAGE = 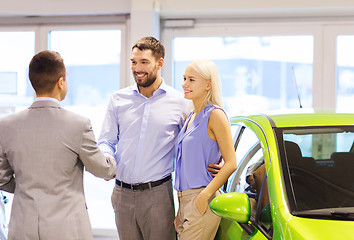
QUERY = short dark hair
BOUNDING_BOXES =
[132,36,165,60]
[29,50,66,95]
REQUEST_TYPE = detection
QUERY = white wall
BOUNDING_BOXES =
[158,0,354,18]
[0,0,130,16]
[1,0,354,18]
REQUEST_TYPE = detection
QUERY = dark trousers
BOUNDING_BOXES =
[111,179,176,240]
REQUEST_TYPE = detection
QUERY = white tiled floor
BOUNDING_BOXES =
[93,229,119,240]
[93,236,118,240]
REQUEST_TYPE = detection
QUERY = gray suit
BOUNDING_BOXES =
[0,100,116,240]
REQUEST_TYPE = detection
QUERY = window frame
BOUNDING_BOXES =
[0,19,128,236]
[0,19,128,90]
[229,124,273,239]
[161,18,354,113]
[323,24,354,111]
[162,20,323,109]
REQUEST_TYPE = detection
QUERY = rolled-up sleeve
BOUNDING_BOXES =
[98,97,119,157]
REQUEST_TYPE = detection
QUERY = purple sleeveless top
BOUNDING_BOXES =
[174,105,224,191]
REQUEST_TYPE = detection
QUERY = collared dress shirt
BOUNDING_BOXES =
[35,97,60,104]
[98,81,190,184]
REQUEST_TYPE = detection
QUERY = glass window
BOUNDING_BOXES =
[233,127,263,194]
[235,127,262,166]
[336,36,354,112]
[0,31,35,118]
[49,29,121,230]
[229,126,272,236]
[0,31,35,225]
[282,127,354,213]
[227,127,263,193]
[172,36,313,116]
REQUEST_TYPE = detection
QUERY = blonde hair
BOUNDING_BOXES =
[187,59,223,108]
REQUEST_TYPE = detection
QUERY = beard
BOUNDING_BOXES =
[133,69,158,88]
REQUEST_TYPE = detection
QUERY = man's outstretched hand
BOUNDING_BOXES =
[207,161,223,178]
[104,154,116,181]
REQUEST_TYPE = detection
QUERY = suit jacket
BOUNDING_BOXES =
[0,100,116,240]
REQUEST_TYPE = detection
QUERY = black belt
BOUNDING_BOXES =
[115,175,171,191]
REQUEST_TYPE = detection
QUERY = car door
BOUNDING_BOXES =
[215,123,272,240]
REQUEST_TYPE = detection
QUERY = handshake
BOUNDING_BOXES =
[104,153,117,181]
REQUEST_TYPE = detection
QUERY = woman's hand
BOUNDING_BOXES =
[174,216,179,230]
[174,208,180,230]
[195,192,209,215]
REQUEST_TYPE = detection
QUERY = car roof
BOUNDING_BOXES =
[230,112,354,128]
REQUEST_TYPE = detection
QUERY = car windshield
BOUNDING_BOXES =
[280,126,354,216]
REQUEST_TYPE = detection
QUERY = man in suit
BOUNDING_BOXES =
[0,50,116,240]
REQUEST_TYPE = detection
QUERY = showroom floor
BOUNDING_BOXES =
[93,229,119,240]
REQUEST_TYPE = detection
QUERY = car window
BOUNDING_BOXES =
[281,126,354,214]
[226,126,258,192]
[221,124,243,192]
[228,125,273,238]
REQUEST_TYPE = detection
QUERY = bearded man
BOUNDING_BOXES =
[98,36,189,240]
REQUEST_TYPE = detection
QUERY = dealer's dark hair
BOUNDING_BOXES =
[29,50,66,95]
[132,36,165,60]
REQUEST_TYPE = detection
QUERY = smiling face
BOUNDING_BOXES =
[182,65,211,102]
[130,48,162,88]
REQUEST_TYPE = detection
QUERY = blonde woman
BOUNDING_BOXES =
[174,59,237,239]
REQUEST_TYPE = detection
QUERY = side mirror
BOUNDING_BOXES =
[210,192,251,223]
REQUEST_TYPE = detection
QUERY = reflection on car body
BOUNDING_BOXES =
[210,112,354,239]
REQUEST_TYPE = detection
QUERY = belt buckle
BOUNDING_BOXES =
[130,183,141,191]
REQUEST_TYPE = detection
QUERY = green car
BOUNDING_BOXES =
[210,112,354,239]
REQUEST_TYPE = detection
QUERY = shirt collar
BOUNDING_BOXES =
[132,79,167,97]
[35,97,60,104]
